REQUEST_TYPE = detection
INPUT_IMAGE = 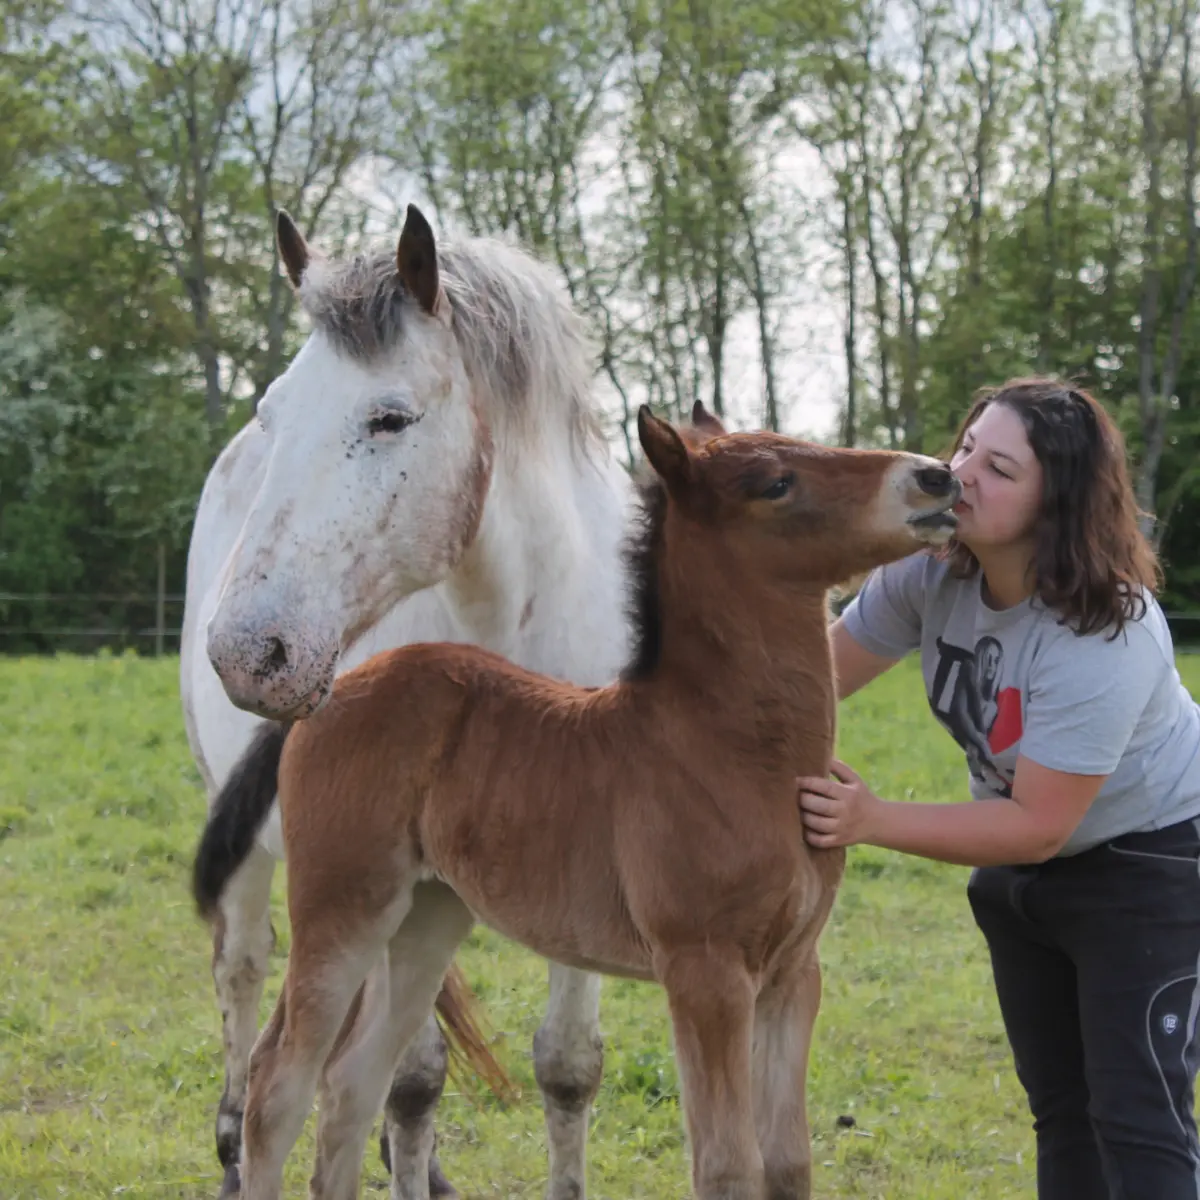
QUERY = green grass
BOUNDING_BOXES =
[2,652,1198,1198]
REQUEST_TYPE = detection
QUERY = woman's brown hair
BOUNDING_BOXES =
[943,377,1162,637]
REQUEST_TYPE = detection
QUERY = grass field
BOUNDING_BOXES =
[2,653,1197,1199]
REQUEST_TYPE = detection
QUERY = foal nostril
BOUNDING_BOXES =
[916,465,955,497]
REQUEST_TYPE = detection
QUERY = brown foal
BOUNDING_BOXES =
[193,404,960,1200]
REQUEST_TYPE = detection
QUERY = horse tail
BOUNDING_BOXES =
[435,961,517,1105]
[192,720,291,921]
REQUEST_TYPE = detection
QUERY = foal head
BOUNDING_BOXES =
[637,404,960,593]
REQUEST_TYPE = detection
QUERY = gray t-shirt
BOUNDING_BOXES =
[841,551,1200,856]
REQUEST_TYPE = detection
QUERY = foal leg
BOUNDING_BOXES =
[239,893,411,1200]
[211,841,277,1198]
[751,954,823,1200]
[312,883,474,1200]
[533,963,604,1200]
[381,1015,457,1198]
[660,947,764,1200]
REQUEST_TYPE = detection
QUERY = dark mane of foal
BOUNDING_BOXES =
[621,474,669,683]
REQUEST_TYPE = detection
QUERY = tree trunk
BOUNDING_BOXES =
[841,175,858,446]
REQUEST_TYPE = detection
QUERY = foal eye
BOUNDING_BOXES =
[367,409,416,436]
[760,475,793,501]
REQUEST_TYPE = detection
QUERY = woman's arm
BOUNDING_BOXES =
[799,755,1106,866]
[830,617,902,700]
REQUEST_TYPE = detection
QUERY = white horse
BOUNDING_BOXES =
[181,204,635,1199]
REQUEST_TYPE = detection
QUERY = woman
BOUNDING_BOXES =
[798,377,1200,1199]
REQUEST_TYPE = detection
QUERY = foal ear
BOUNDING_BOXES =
[276,209,310,288]
[637,406,693,492]
[397,203,441,316]
[690,400,728,439]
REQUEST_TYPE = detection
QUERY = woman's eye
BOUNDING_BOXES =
[761,476,793,500]
[990,463,1012,479]
[367,410,415,436]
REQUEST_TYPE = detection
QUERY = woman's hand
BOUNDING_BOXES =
[797,759,883,849]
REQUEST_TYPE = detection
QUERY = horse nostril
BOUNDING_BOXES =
[916,465,954,497]
[264,636,289,673]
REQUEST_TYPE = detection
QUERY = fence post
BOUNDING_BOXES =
[155,542,166,657]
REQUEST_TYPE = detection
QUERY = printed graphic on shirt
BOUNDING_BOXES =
[929,635,1023,796]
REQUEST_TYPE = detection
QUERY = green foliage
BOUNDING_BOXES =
[2,0,1199,641]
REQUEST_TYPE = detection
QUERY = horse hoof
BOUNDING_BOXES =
[376,1124,457,1197]
[218,1163,241,1198]
[429,1160,458,1198]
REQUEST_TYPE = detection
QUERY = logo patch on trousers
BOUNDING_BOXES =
[1162,1013,1180,1035]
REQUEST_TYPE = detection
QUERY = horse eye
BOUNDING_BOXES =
[761,475,793,500]
[367,409,416,436]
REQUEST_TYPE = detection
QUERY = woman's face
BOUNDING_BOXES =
[949,403,1044,551]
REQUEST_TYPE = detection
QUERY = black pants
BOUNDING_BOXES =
[968,818,1200,1199]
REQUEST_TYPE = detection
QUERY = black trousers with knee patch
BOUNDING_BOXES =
[967,817,1200,1200]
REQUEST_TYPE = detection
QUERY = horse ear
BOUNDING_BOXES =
[276,209,309,288]
[690,399,727,439]
[397,203,440,316]
[637,406,693,492]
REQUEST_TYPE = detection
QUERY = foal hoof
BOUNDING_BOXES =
[218,1162,241,1198]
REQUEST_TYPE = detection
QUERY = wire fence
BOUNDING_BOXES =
[1168,613,1200,649]
[0,592,185,656]
[2,592,1200,656]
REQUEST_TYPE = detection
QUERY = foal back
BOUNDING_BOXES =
[278,641,839,988]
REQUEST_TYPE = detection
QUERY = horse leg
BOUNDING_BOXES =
[239,890,411,1200]
[659,947,764,1200]
[380,1014,456,1198]
[533,964,604,1200]
[312,884,474,1200]
[211,841,277,1198]
[751,953,822,1200]
[382,959,602,1200]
